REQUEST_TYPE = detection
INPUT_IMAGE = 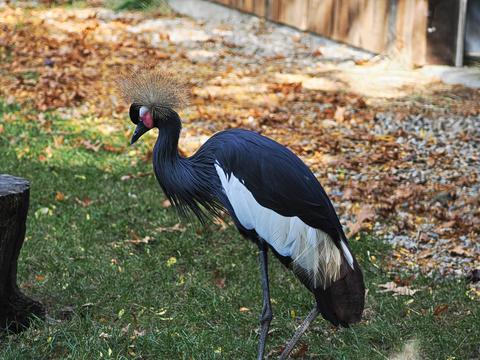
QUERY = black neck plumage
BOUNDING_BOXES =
[152,109,222,223]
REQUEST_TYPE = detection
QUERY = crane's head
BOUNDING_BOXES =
[129,104,154,145]
[117,67,188,145]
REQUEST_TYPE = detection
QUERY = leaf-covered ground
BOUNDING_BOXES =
[0,2,479,359]
[0,100,479,359]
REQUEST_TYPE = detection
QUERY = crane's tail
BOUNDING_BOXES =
[314,257,365,327]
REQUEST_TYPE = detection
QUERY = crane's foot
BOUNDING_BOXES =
[278,306,319,360]
[257,308,273,360]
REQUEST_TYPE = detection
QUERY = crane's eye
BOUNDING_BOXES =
[129,104,141,124]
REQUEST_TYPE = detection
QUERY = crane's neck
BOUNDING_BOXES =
[153,109,182,163]
[152,109,188,203]
[151,109,220,221]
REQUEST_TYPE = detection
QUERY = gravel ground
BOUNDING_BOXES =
[169,0,371,64]
[372,112,480,278]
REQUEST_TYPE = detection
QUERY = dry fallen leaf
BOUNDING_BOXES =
[125,236,153,245]
[53,135,64,147]
[75,197,92,207]
[133,329,146,338]
[334,106,345,122]
[103,144,124,153]
[433,304,449,316]
[121,172,150,181]
[267,346,285,359]
[450,245,471,257]
[43,145,53,158]
[155,223,185,233]
[121,323,131,335]
[55,191,65,201]
[418,249,434,259]
[291,343,308,358]
[393,275,415,287]
[80,140,101,152]
[378,281,419,296]
[348,205,376,238]
[213,276,226,289]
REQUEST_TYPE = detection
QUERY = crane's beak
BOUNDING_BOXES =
[130,122,149,145]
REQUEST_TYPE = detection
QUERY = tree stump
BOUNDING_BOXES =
[0,174,44,332]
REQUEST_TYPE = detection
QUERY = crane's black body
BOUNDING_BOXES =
[127,104,365,358]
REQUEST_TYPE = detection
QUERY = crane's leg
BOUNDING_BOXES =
[278,306,319,360]
[257,240,272,360]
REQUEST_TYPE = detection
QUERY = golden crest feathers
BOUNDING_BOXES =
[117,67,189,110]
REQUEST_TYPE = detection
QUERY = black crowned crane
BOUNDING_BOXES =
[118,69,365,359]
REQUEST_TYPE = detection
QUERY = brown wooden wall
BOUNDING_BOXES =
[212,0,267,17]
[210,0,459,65]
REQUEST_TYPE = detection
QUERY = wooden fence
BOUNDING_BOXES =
[211,0,465,66]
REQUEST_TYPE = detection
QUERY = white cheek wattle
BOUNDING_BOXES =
[139,106,149,118]
[139,106,154,128]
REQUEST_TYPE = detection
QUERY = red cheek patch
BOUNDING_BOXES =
[142,111,154,129]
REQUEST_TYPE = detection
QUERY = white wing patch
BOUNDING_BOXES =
[215,163,353,288]
[340,239,354,268]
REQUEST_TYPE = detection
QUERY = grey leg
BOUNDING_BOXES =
[278,307,319,360]
[257,240,273,360]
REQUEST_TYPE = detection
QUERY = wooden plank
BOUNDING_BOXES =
[394,0,428,65]
[412,0,428,65]
[344,0,364,50]
[253,0,266,17]
[364,0,390,53]
[270,0,309,30]
[238,0,254,13]
[308,0,389,54]
[210,0,265,16]
[349,0,389,54]
[268,0,279,21]
[212,0,230,5]
[307,0,335,36]
[331,0,345,41]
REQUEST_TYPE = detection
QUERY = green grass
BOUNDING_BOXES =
[0,101,478,359]
[106,0,170,12]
